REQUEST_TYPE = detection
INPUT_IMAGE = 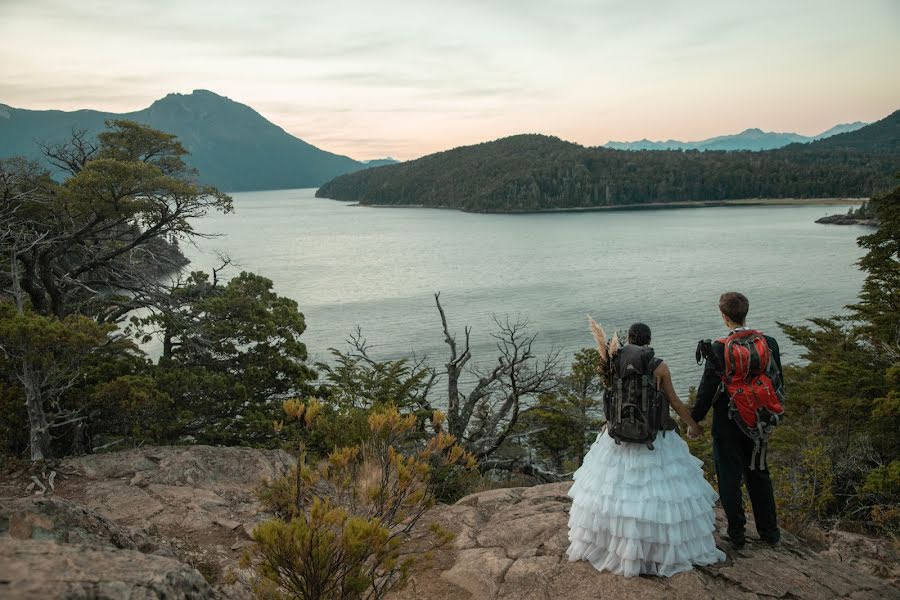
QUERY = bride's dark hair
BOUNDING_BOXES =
[628,323,652,346]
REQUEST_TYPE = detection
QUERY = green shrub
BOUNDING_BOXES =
[771,438,835,534]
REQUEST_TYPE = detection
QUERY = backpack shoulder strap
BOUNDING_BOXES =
[749,332,771,373]
[647,354,663,382]
[720,334,736,377]
[649,357,665,399]
[640,345,657,367]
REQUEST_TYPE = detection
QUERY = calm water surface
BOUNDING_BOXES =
[180,189,867,395]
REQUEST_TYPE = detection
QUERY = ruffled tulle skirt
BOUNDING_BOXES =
[566,430,725,577]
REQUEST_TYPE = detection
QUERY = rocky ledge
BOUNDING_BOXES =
[391,483,899,600]
[1,447,898,599]
[1,539,215,600]
[0,445,293,599]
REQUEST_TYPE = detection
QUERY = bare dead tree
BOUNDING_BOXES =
[434,293,562,478]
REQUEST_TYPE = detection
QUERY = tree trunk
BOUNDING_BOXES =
[162,329,173,360]
[22,360,51,462]
[19,254,48,315]
[10,257,52,461]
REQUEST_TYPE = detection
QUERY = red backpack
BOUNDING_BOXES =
[720,330,784,424]
[718,329,785,469]
[697,329,784,469]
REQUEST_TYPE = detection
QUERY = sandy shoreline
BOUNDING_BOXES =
[343,197,866,214]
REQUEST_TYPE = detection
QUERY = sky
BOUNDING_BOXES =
[1,0,898,161]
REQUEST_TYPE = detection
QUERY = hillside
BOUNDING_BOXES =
[316,110,900,212]
[0,90,372,192]
[606,121,867,151]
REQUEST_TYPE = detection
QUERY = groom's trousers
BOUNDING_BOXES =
[712,422,780,544]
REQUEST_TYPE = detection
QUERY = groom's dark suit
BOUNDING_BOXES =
[691,331,782,546]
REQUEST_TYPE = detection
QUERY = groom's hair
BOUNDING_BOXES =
[628,323,652,346]
[719,292,749,325]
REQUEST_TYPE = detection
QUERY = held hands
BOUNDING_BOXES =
[686,422,703,440]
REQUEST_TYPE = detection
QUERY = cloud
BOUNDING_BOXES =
[1,0,898,160]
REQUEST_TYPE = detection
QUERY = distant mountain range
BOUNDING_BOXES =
[1,90,885,196]
[605,122,868,151]
[316,110,899,212]
[0,90,398,192]
[361,158,400,168]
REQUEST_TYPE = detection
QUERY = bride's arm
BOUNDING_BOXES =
[656,362,701,438]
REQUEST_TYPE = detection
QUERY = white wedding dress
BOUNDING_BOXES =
[567,429,725,577]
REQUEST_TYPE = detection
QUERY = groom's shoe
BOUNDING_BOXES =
[758,527,781,547]
[723,533,746,551]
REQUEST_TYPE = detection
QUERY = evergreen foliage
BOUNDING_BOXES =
[775,184,900,533]
[311,338,436,454]
[0,121,310,458]
[139,270,317,445]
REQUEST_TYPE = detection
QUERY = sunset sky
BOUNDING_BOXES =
[2,0,898,161]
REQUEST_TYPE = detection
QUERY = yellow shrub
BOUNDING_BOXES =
[249,403,474,599]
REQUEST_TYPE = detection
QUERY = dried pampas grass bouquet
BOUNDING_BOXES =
[587,315,619,387]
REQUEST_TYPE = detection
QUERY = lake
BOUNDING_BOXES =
[178,189,867,395]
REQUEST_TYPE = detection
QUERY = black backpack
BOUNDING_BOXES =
[604,344,669,450]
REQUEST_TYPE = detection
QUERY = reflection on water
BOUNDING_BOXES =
[173,188,865,395]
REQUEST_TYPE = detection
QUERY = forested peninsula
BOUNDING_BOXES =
[316,109,900,212]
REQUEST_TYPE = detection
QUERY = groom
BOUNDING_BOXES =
[692,292,781,550]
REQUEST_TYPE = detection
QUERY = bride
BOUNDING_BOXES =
[567,322,725,577]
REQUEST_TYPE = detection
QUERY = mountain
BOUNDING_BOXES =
[0,90,375,192]
[799,114,899,152]
[605,128,807,151]
[362,157,401,168]
[813,121,868,139]
[316,110,899,212]
[605,121,869,152]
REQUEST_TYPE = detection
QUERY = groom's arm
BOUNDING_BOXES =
[770,337,783,375]
[766,335,785,389]
[691,344,723,423]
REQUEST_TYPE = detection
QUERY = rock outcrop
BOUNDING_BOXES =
[389,483,900,600]
[0,539,215,599]
[0,496,164,553]
[2,447,897,599]
[57,445,291,535]
[815,213,877,226]
[0,445,293,599]
[68,445,292,490]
